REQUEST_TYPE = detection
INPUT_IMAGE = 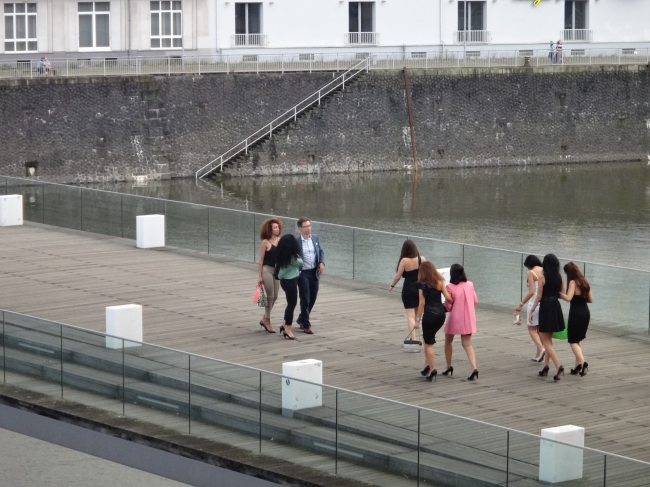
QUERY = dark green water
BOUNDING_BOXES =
[96,161,650,270]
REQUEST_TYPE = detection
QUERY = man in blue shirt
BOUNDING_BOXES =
[295,217,325,334]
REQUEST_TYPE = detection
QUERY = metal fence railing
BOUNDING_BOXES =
[1,48,648,79]
[1,175,649,335]
[2,307,650,486]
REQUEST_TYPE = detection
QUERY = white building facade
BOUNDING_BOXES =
[1,0,649,58]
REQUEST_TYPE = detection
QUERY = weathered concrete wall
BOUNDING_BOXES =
[227,65,650,175]
[1,65,649,182]
[0,73,332,182]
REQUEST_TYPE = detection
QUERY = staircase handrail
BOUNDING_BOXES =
[195,57,370,180]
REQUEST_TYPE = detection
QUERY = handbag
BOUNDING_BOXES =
[402,329,423,353]
[552,322,568,340]
[513,311,522,325]
[253,284,268,307]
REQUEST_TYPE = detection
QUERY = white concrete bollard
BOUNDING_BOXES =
[136,214,165,249]
[539,425,584,483]
[282,359,322,417]
[106,304,143,349]
[0,195,23,227]
[439,267,451,303]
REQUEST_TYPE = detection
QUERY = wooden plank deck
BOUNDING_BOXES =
[1,222,650,464]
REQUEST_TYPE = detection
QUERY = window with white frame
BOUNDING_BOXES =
[78,2,110,49]
[235,3,261,35]
[4,3,37,52]
[348,2,373,33]
[564,0,587,30]
[458,1,485,32]
[151,1,182,49]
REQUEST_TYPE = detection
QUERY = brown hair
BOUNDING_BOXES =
[418,261,444,289]
[259,218,283,241]
[297,217,311,229]
[396,239,420,271]
[563,262,590,296]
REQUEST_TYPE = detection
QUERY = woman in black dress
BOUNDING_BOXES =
[389,240,426,340]
[529,254,565,381]
[560,262,593,377]
[415,261,453,382]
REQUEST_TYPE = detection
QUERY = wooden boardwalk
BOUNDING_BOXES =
[1,223,650,464]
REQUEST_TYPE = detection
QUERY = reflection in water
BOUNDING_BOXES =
[94,162,650,270]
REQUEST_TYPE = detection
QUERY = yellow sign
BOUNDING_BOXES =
[533,0,541,5]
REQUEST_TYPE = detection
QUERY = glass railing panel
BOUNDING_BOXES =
[353,229,409,285]
[606,454,650,486]
[80,190,123,237]
[420,409,508,486]
[507,430,605,486]
[464,246,522,307]
[310,221,353,279]
[164,200,209,253]
[123,342,189,435]
[208,207,256,261]
[120,194,165,240]
[61,326,124,415]
[409,237,464,273]
[337,390,419,486]
[3,311,62,400]
[260,372,337,476]
[585,263,649,333]
[43,183,82,230]
[6,177,44,222]
[188,355,261,454]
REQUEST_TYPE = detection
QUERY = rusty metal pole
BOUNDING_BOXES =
[403,67,419,173]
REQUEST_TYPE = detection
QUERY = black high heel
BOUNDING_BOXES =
[259,321,276,333]
[553,366,565,381]
[420,365,430,377]
[467,369,479,381]
[425,369,437,382]
[539,365,549,377]
[579,362,588,377]
[279,325,295,340]
[570,364,582,375]
[442,366,454,377]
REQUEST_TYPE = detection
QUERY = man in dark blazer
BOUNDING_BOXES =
[295,217,325,334]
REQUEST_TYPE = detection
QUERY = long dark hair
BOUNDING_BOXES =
[564,262,590,296]
[276,234,301,269]
[542,254,561,292]
[396,239,419,271]
[418,261,444,289]
[524,255,542,270]
[449,264,468,285]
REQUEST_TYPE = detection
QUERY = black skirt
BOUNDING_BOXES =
[567,297,590,344]
[422,307,446,345]
[538,296,565,333]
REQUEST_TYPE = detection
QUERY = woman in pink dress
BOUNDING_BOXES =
[442,264,479,381]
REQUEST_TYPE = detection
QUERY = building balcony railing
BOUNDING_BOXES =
[345,32,379,46]
[562,29,593,42]
[231,33,267,47]
[454,30,491,44]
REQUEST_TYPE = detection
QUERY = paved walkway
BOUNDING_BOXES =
[2,223,650,463]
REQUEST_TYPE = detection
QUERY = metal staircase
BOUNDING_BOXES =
[195,57,370,180]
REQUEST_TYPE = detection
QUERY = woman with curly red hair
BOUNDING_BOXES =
[257,218,283,333]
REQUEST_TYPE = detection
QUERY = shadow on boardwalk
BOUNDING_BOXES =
[1,222,650,462]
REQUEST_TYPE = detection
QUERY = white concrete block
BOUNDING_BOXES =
[439,267,450,303]
[0,195,23,226]
[539,425,584,483]
[106,304,143,349]
[282,359,322,417]
[136,214,165,248]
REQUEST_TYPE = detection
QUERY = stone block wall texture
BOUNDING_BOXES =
[0,65,649,182]
[226,65,650,175]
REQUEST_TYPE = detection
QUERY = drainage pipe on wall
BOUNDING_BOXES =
[403,67,419,174]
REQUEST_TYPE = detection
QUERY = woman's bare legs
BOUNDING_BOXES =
[444,334,454,368]
[528,325,544,357]
[461,335,476,372]
[570,342,584,366]
[539,332,561,371]
[424,343,435,372]
[405,308,417,340]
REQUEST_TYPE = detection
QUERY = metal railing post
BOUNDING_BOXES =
[417,409,421,487]
[506,431,510,486]
[103,58,106,76]
[188,354,191,434]
[122,339,125,416]
[294,106,297,122]
[335,389,338,474]
[603,454,607,486]
[2,311,5,384]
[259,371,262,454]
[352,228,355,279]
[168,57,171,76]
[198,56,201,76]
[66,59,69,77]
[318,90,321,106]
[60,325,63,399]
[520,254,524,302]
[281,55,284,74]
[336,52,339,72]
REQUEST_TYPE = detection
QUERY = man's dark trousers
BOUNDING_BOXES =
[297,269,319,329]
